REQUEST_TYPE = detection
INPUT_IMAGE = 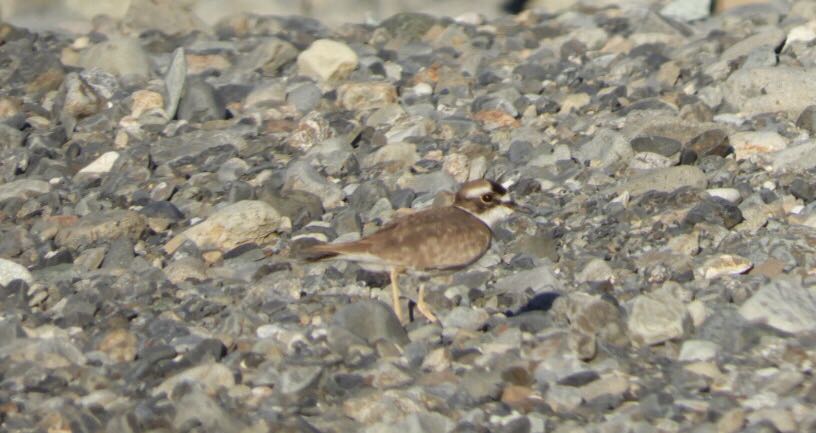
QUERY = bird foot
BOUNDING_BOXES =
[416,284,439,323]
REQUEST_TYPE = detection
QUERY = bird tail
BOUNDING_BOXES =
[300,242,342,261]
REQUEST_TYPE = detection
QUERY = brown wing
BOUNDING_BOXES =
[358,206,492,270]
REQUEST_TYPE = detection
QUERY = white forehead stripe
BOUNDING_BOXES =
[461,184,494,198]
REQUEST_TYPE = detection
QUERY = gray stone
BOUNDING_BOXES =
[379,12,438,41]
[724,67,816,116]
[440,306,489,331]
[0,258,32,286]
[398,172,458,196]
[494,263,563,294]
[767,141,816,173]
[59,72,103,134]
[0,179,50,202]
[177,78,224,122]
[277,365,322,395]
[155,362,235,396]
[630,136,682,156]
[172,390,245,432]
[612,166,707,196]
[627,288,690,346]
[574,129,634,168]
[332,300,409,346]
[283,160,345,209]
[739,276,816,334]
[678,340,719,362]
[79,37,152,79]
[721,28,786,63]
[56,210,147,250]
[287,82,322,112]
[364,411,454,433]
[150,130,247,167]
[164,47,186,120]
[660,0,711,21]
[0,123,24,150]
[164,200,291,253]
[797,105,816,134]
[242,37,298,75]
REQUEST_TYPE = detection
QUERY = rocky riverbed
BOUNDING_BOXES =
[1,1,816,432]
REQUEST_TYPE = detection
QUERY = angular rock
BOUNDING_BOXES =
[56,210,146,250]
[79,37,152,78]
[739,276,816,334]
[77,151,120,175]
[628,289,690,346]
[612,166,707,196]
[164,47,186,120]
[332,300,408,346]
[0,179,50,202]
[165,201,291,253]
[297,39,358,82]
[338,82,398,111]
[0,258,33,286]
[724,67,816,116]
[698,254,752,279]
[729,131,787,160]
[283,160,345,209]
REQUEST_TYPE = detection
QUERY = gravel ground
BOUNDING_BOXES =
[1,1,816,432]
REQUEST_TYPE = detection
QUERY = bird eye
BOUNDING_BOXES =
[481,193,493,203]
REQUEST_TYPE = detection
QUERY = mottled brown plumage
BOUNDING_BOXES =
[306,206,492,272]
[305,179,517,322]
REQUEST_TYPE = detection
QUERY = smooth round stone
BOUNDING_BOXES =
[78,37,151,78]
[678,340,719,362]
[630,135,682,156]
[795,105,816,134]
[628,152,674,170]
[0,258,33,286]
[705,188,741,203]
[287,82,322,112]
[729,131,787,160]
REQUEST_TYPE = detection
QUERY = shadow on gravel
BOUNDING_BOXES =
[507,291,561,316]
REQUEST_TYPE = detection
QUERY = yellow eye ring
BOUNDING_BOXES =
[481,194,493,203]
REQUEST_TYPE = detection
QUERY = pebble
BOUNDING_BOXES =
[0,179,51,202]
[339,82,398,111]
[0,2,814,432]
[739,276,816,334]
[729,131,787,160]
[77,151,120,175]
[55,210,146,249]
[297,39,359,82]
[78,36,152,78]
[627,288,690,346]
[164,200,291,253]
[724,67,816,116]
[698,254,753,279]
[0,258,33,286]
[678,340,719,362]
[612,165,707,196]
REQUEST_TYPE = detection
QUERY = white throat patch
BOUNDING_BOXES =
[464,204,514,228]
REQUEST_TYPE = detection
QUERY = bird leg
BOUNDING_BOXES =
[416,283,438,323]
[389,267,405,323]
